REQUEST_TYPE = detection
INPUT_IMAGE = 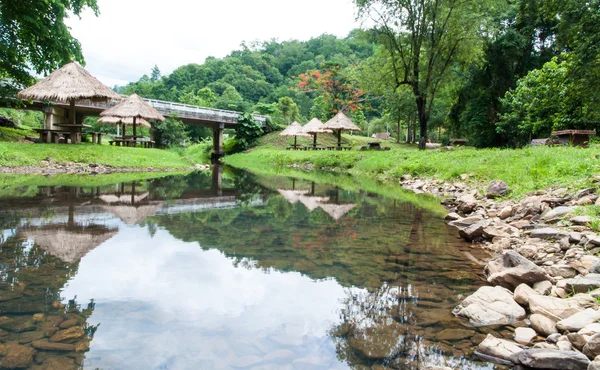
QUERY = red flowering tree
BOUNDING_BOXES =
[298,62,366,117]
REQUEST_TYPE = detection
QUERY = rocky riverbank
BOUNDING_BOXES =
[400,175,600,369]
[0,157,210,175]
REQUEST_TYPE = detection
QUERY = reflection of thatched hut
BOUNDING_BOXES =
[297,195,330,211]
[102,203,164,226]
[99,192,149,205]
[21,225,118,263]
[276,189,309,203]
[100,94,165,138]
[319,203,356,221]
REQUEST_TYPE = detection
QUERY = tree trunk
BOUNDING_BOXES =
[416,95,428,150]
[396,116,401,144]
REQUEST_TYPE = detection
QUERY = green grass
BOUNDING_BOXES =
[225,144,600,198]
[0,126,36,142]
[0,142,211,169]
[252,131,412,151]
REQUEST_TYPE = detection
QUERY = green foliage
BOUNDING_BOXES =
[0,0,99,90]
[154,115,189,148]
[0,126,33,142]
[276,97,300,124]
[0,108,43,128]
[497,55,599,146]
[234,112,264,151]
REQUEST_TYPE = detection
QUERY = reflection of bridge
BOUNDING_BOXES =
[1,96,267,158]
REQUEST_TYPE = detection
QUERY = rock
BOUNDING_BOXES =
[518,245,539,259]
[564,274,600,294]
[0,342,35,369]
[534,281,553,295]
[436,328,475,341]
[557,340,573,351]
[475,334,525,365]
[510,349,590,370]
[547,333,562,343]
[585,334,600,359]
[347,319,405,360]
[459,221,488,241]
[579,323,600,336]
[400,174,413,181]
[458,201,477,214]
[572,216,593,225]
[530,314,558,337]
[583,256,600,273]
[570,232,583,244]
[31,340,75,352]
[528,295,586,321]
[557,309,600,332]
[515,283,538,306]
[546,264,578,279]
[515,327,538,345]
[485,251,550,290]
[17,331,44,344]
[49,326,84,343]
[542,206,573,222]
[448,215,483,228]
[482,223,521,239]
[58,319,78,329]
[499,206,514,219]
[453,286,526,326]
[487,180,510,198]
[531,228,561,239]
[589,359,600,370]
[445,212,461,221]
[567,333,588,351]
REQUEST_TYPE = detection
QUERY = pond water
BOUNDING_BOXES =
[0,168,504,369]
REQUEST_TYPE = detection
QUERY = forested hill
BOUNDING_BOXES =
[118,30,377,124]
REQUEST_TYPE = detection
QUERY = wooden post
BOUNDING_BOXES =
[337,129,342,148]
[211,123,224,162]
[133,117,137,144]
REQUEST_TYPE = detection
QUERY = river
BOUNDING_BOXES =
[0,168,505,369]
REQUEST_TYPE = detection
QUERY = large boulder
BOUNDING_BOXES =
[510,349,590,370]
[453,286,526,326]
[475,334,525,365]
[556,309,600,332]
[487,180,510,198]
[485,251,550,290]
[515,327,538,345]
[528,294,587,321]
[541,206,573,222]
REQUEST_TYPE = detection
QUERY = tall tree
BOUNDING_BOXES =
[0,0,98,92]
[355,0,496,149]
[276,97,300,124]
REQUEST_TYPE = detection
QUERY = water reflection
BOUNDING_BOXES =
[0,168,498,369]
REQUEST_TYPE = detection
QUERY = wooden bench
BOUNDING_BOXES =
[34,129,72,144]
[83,132,103,144]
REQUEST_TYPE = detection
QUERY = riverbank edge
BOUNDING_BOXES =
[0,161,210,175]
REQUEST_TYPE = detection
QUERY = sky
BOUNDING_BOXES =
[66,0,362,87]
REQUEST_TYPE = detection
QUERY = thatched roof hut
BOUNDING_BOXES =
[100,93,165,138]
[17,62,121,103]
[279,121,310,148]
[302,118,332,148]
[324,111,361,149]
[97,116,151,128]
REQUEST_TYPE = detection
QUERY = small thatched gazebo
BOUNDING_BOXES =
[97,116,151,139]
[100,94,165,140]
[302,118,332,149]
[18,62,121,142]
[279,121,310,149]
[324,111,361,149]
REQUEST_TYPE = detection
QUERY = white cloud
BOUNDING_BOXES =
[66,0,361,86]
[61,227,353,369]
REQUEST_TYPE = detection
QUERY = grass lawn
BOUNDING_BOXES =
[226,138,600,198]
[0,142,209,168]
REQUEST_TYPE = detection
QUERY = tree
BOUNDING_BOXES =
[355,0,496,149]
[154,115,189,148]
[150,65,161,81]
[276,97,300,124]
[0,0,99,91]
[179,87,217,107]
[298,62,366,117]
[216,85,249,112]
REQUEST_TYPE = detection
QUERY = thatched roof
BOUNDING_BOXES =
[99,192,150,204]
[319,203,356,221]
[102,203,164,225]
[97,116,151,128]
[324,112,361,132]
[297,195,330,211]
[17,62,121,102]
[100,93,165,121]
[277,189,309,203]
[22,226,118,263]
[302,118,332,134]
[279,122,310,137]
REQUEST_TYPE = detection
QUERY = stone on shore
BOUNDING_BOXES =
[571,216,592,226]
[583,334,600,359]
[530,314,558,337]
[515,327,538,345]
[498,206,514,219]
[475,334,525,365]
[541,206,573,222]
[487,180,510,199]
[31,340,76,351]
[563,274,600,294]
[515,283,538,306]
[533,281,553,295]
[531,228,561,239]
[510,349,590,370]
[557,309,600,332]
[453,286,526,326]
[485,251,550,290]
[528,295,587,321]
[49,326,84,343]
[0,342,35,369]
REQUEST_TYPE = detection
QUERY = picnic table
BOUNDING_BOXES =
[359,142,390,151]
[53,123,92,144]
[109,136,155,148]
[34,129,72,144]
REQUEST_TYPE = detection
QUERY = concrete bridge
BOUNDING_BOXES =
[1,95,268,159]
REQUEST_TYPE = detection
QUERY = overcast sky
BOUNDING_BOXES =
[66,0,362,87]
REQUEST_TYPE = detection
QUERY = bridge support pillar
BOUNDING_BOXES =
[211,165,223,196]
[211,123,224,163]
